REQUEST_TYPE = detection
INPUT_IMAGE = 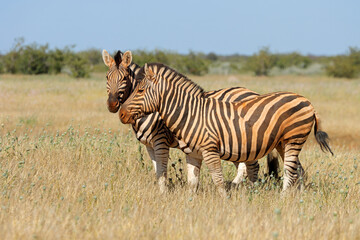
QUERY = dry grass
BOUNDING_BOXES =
[0,73,360,239]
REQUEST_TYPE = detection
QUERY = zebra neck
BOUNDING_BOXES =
[158,87,205,139]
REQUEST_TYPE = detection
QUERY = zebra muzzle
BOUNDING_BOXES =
[119,107,135,124]
[107,94,120,113]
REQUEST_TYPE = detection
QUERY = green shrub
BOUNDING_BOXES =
[245,47,276,76]
[18,43,50,74]
[0,55,4,74]
[326,56,356,78]
[1,39,90,78]
[48,49,66,74]
[66,53,89,78]
[132,49,209,76]
[174,51,209,76]
[78,48,102,66]
[326,47,360,79]
[275,52,311,69]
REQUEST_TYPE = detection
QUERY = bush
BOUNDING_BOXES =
[275,52,311,69]
[48,48,66,74]
[132,49,209,76]
[0,54,4,74]
[66,53,89,78]
[78,48,102,66]
[326,56,357,78]
[174,51,209,76]
[245,47,276,76]
[0,38,90,78]
[326,47,360,78]
[18,43,50,74]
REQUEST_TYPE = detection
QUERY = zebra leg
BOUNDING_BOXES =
[266,151,280,179]
[154,143,170,193]
[146,145,169,193]
[282,142,305,191]
[186,155,202,193]
[231,162,247,187]
[245,160,259,184]
[145,146,157,173]
[202,151,227,198]
[297,160,306,191]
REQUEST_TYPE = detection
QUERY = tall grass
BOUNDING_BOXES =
[0,73,359,239]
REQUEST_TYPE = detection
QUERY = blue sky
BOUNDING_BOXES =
[1,0,359,55]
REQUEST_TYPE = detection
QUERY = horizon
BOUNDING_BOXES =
[3,37,358,57]
[1,0,359,56]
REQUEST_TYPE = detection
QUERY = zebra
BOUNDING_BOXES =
[102,50,279,192]
[119,63,333,197]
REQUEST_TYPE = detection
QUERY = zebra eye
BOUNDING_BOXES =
[138,88,144,94]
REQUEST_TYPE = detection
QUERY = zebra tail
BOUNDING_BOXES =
[314,111,334,156]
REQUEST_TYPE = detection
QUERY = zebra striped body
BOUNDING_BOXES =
[120,63,333,196]
[102,50,279,192]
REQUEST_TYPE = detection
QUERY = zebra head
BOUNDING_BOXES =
[120,64,159,124]
[102,49,133,113]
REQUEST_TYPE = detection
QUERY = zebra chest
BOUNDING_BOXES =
[131,118,158,146]
[131,115,177,148]
[176,139,200,155]
[132,128,152,146]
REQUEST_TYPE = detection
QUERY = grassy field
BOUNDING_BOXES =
[0,73,360,239]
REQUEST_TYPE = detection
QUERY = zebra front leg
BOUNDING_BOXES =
[231,162,247,188]
[146,145,169,193]
[146,146,157,173]
[154,143,170,193]
[186,155,202,193]
[245,160,259,185]
[202,151,227,198]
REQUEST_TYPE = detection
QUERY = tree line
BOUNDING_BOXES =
[0,38,359,78]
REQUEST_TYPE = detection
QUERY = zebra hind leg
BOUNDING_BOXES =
[282,142,305,192]
[245,160,259,185]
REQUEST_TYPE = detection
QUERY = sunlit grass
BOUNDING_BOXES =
[0,73,359,239]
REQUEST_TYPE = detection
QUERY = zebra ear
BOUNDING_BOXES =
[102,50,115,67]
[121,51,132,68]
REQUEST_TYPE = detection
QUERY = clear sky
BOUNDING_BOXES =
[1,0,359,55]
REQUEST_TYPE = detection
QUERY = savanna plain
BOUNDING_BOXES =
[0,73,360,240]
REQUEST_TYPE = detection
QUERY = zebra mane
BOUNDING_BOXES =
[129,62,140,81]
[135,63,205,94]
[114,50,123,69]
